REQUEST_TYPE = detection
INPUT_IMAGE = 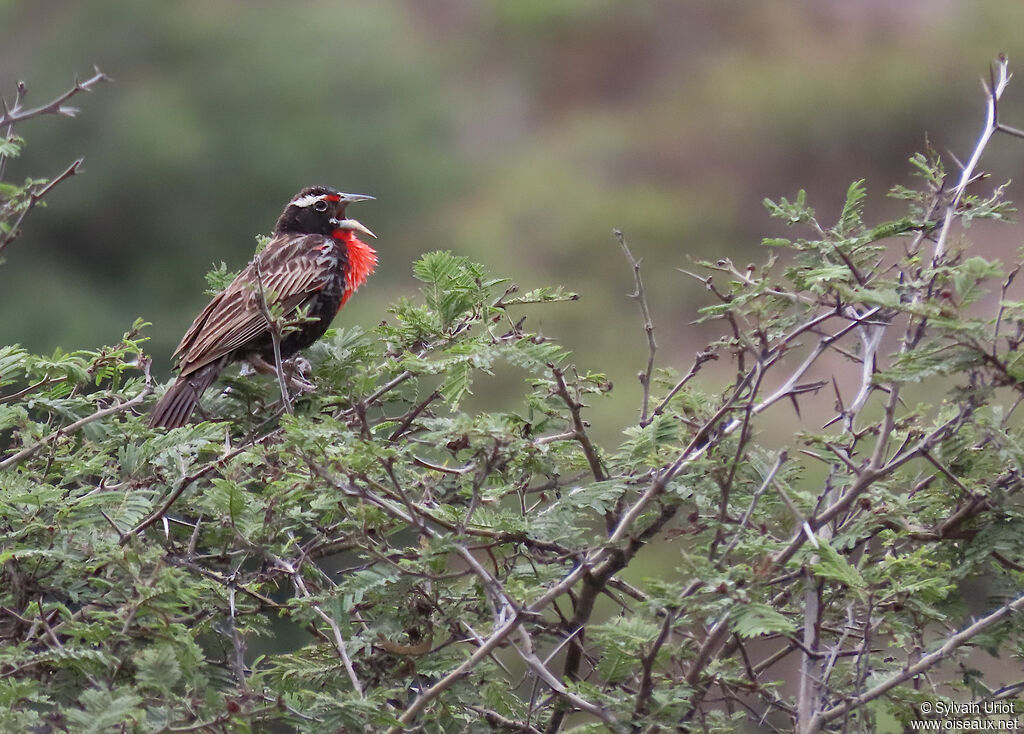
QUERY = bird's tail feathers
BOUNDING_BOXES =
[148,362,222,429]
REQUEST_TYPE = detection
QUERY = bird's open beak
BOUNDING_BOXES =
[332,218,376,239]
[337,193,374,207]
[337,193,374,204]
[334,192,374,220]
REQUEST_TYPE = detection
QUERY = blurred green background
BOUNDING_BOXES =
[4,0,1024,432]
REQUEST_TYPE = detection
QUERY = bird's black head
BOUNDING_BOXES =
[274,186,375,235]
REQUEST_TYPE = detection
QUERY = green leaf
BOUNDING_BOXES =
[876,343,979,384]
[731,603,796,638]
[0,137,21,159]
[620,413,680,465]
[952,256,1001,307]
[836,179,867,236]
[867,217,924,241]
[412,250,492,328]
[441,360,473,407]
[559,480,625,515]
[412,249,463,287]
[134,645,182,692]
[504,285,578,305]
[0,345,28,390]
[204,261,239,294]
[764,189,815,224]
[811,541,866,592]
[65,688,143,733]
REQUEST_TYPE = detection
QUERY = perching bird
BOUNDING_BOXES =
[148,186,377,428]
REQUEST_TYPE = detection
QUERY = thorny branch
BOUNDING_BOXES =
[616,228,657,424]
[550,365,607,483]
[0,67,109,129]
[934,54,1012,260]
[0,69,109,255]
[630,56,1024,733]
[807,591,1024,734]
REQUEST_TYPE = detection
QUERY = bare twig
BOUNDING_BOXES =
[615,229,657,424]
[388,389,440,441]
[644,349,717,428]
[716,451,787,568]
[0,159,84,256]
[684,615,731,687]
[933,55,1011,261]
[842,319,884,430]
[290,568,364,697]
[386,557,596,732]
[550,366,607,482]
[515,626,622,732]
[251,259,293,414]
[0,80,27,182]
[632,607,677,725]
[0,70,109,254]
[993,265,1020,349]
[0,68,109,128]
[796,570,822,734]
[466,705,544,734]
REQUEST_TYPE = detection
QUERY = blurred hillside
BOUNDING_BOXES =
[3,0,1024,433]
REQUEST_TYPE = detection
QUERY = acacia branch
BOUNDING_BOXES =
[0,68,109,128]
[715,451,787,569]
[124,425,284,542]
[615,228,657,424]
[796,571,822,734]
[644,348,717,427]
[386,561,596,732]
[0,371,152,471]
[550,365,607,482]
[631,607,677,726]
[0,159,84,256]
[290,567,364,697]
[933,55,1011,261]
[351,463,622,729]
[0,79,26,182]
[466,706,544,734]
[806,590,1024,733]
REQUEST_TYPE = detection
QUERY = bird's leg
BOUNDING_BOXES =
[246,354,278,376]
[245,354,315,394]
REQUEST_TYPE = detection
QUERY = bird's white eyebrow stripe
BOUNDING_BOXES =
[289,193,327,208]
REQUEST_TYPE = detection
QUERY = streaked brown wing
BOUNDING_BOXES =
[174,234,332,376]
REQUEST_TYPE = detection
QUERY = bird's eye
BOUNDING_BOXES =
[314,200,329,212]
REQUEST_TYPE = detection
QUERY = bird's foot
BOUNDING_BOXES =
[285,375,316,395]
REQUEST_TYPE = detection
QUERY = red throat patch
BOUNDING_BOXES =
[332,230,378,308]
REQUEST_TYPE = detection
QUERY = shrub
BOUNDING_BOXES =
[3,60,1024,734]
